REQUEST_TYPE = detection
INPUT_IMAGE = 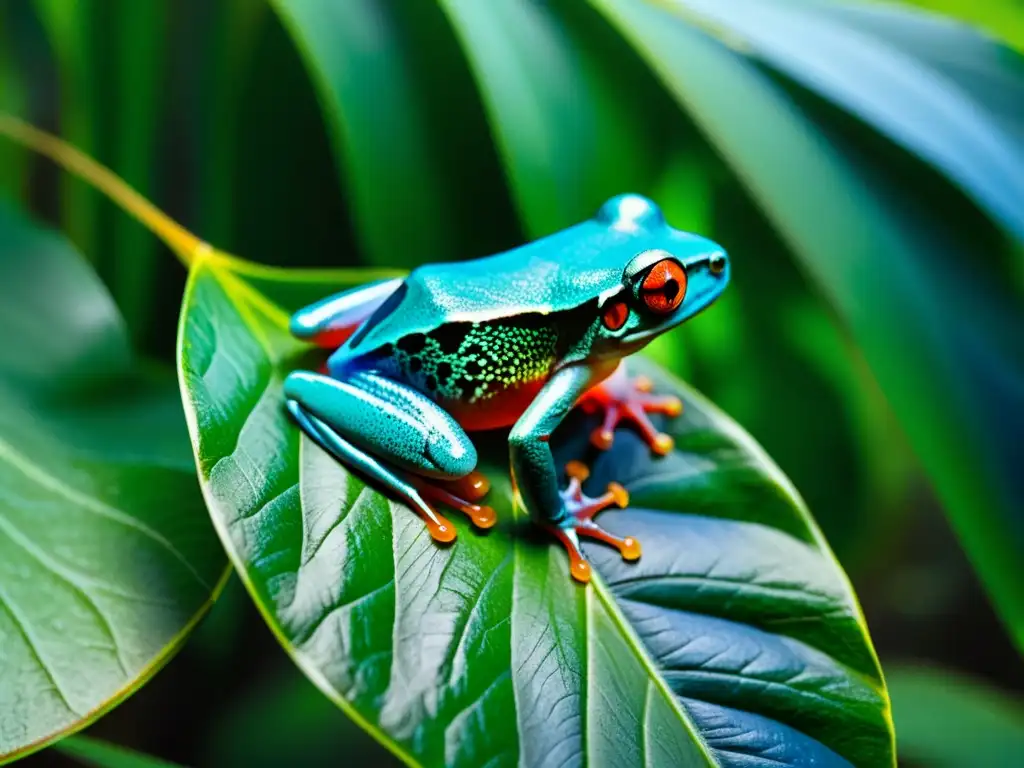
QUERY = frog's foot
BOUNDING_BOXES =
[579,371,682,456]
[411,471,497,532]
[548,460,640,583]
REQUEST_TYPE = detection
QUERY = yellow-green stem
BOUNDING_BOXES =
[0,113,206,267]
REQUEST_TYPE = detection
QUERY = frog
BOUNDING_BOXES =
[283,193,730,582]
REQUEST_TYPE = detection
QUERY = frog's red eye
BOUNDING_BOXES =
[640,259,686,315]
[602,301,629,331]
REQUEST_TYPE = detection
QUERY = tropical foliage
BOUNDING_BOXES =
[0,0,1021,765]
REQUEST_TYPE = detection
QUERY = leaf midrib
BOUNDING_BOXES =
[591,575,717,764]
[509,479,715,764]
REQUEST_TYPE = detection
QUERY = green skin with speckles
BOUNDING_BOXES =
[283,194,730,554]
[378,312,563,409]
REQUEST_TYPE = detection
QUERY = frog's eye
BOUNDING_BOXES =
[640,259,687,315]
[602,300,629,331]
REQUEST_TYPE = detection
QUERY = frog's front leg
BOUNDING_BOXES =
[510,366,641,583]
[289,278,404,349]
[284,369,496,542]
[577,363,682,455]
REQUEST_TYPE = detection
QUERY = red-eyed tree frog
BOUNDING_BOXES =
[284,194,730,582]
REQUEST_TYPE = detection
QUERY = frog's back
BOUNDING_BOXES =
[329,224,615,429]
[342,216,642,359]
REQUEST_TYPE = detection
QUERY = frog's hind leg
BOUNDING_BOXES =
[284,369,496,539]
[286,400,458,542]
[289,278,404,349]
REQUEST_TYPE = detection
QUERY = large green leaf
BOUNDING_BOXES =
[0,5,28,199]
[270,0,461,267]
[666,0,1024,245]
[32,0,101,264]
[178,257,893,766]
[0,200,227,763]
[436,0,662,238]
[814,1,1024,146]
[105,0,170,344]
[596,0,1024,651]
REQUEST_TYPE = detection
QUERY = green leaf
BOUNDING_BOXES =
[812,1,1024,143]
[887,663,1024,767]
[54,735,183,768]
[0,200,227,763]
[437,0,661,238]
[595,0,1024,652]
[32,0,101,263]
[269,0,461,267]
[0,5,29,199]
[178,260,893,766]
[892,0,1024,53]
[194,0,267,249]
[668,0,1024,247]
[106,0,170,345]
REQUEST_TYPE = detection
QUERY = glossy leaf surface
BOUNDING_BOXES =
[178,259,892,767]
[0,201,226,762]
[669,0,1024,244]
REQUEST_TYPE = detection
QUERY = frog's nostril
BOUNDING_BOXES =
[709,253,727,275]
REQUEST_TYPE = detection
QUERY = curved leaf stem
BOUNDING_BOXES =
[0,113,209,267]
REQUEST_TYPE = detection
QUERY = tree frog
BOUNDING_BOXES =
[284,194,729,582]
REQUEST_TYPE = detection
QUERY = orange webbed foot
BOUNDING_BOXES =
[412,470,497,532]
[549,460,641,584]
[579,369,682,456]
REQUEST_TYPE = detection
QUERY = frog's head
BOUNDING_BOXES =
[590,193,730,358]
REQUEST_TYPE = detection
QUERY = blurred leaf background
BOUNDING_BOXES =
[1,0,1022,765]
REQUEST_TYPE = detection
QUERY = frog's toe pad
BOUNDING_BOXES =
[576,519,642,561]
[545,526,593,583]
[579,373,682,455]
[423,514,458,544]
[554,463,639,578]
[545,520,641,583]
[447,470,491,502]
[560,462,629,520]
[415,478,497,532]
